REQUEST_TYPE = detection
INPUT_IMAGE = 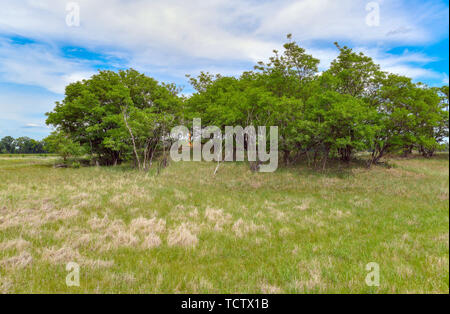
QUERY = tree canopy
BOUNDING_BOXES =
[0,136,47,154]
[46,69,182,167]
[45,35,449,169]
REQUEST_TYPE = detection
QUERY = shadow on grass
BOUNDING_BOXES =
[386,152,449,161]
[278,158,375,179]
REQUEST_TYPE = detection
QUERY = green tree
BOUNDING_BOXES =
[305,90,377,164]
[46,69,181,167]
[367,75,445,163]
[253,34,320,100]
[44,131,84,161]
[327,43,384,101]
[0,136,16,154]
[416,85,448,157]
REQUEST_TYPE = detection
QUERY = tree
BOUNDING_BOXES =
[0,136,47,154]
[299,44,384,164]
[247,35,320,164]
[305,90,377,164]
[439,85,449,112]
[0,136,15,154]
[366,75,446,163]
[327,43,384,101]
[45,35,447,170]
[253,34,320,100]
[44,131,84,161]
[368,74,416,164]
[416,85,448,157]
[46,69,182,167]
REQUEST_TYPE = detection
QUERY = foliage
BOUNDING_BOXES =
[43,131,84,161]
[46,69,181,167]
[0,136,47,154]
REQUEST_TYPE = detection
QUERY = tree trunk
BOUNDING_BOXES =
[283,149,290,166]
[368,143,388,167]
[123,108,141,170]
[322,147,330,170]
[339,146,352,163]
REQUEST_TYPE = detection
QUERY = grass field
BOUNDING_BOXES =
[0,154,448,293]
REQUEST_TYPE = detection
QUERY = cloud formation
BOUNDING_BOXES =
[0,0,448,138]
[0,1,448,88]
[0,39,95,94]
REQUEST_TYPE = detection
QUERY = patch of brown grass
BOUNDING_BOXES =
[232,218,262,238]
[260,283,282,294]
[41,246,113,268]
[0,238,31,251]
[0,207,79,230]
[167,223,198,247]
[0,251,33,269]
[204,208,232,231]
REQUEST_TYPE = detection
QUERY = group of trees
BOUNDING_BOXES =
[45,69,181,168]
[0,136,47,154]
[45,35,449,169]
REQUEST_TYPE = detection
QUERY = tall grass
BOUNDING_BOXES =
[0,154,448,293]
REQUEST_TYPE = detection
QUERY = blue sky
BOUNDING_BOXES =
[0,0,448,139]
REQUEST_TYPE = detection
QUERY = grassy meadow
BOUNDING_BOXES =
[0,154,448,293]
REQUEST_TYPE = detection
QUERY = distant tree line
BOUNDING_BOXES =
[0,136,48,154]
[45,35,449,169]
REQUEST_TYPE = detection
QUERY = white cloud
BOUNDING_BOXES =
[23,123,49,129]
[359,47,444,80]
[298,45,445,82]
[0,0,447,92]
[0,0,447,60]
[0,0,447,140]
[0,84,59,139]
[0,40,95,94]
[256,0,448,44]
[382,65,441,79]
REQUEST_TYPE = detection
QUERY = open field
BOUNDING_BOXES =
[0,154,448,293]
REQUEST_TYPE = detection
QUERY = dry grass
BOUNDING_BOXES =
[0,238,30,251]
[1,251,33,269]
[41,246,114,268]
[167,223,198,247]
[0,154,448,293]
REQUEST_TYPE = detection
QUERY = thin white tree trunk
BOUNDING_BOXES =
[123,108,141,170]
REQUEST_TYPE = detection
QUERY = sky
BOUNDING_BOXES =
[0,0,448,140]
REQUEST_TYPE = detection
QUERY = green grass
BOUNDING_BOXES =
[0,154,448,293]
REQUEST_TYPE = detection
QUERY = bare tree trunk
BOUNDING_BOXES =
[313,149,319,167]
[214,157,221,176]
[420,145,435,158]
[123,108,141,170]
[368,144,388,168]
[143,140,150,171]
[157,131,169,175]
[148,146,156,168]
[306,150,312,166]
[283,149,290,166]
[213,144,223,176]
[322,147,330,170]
